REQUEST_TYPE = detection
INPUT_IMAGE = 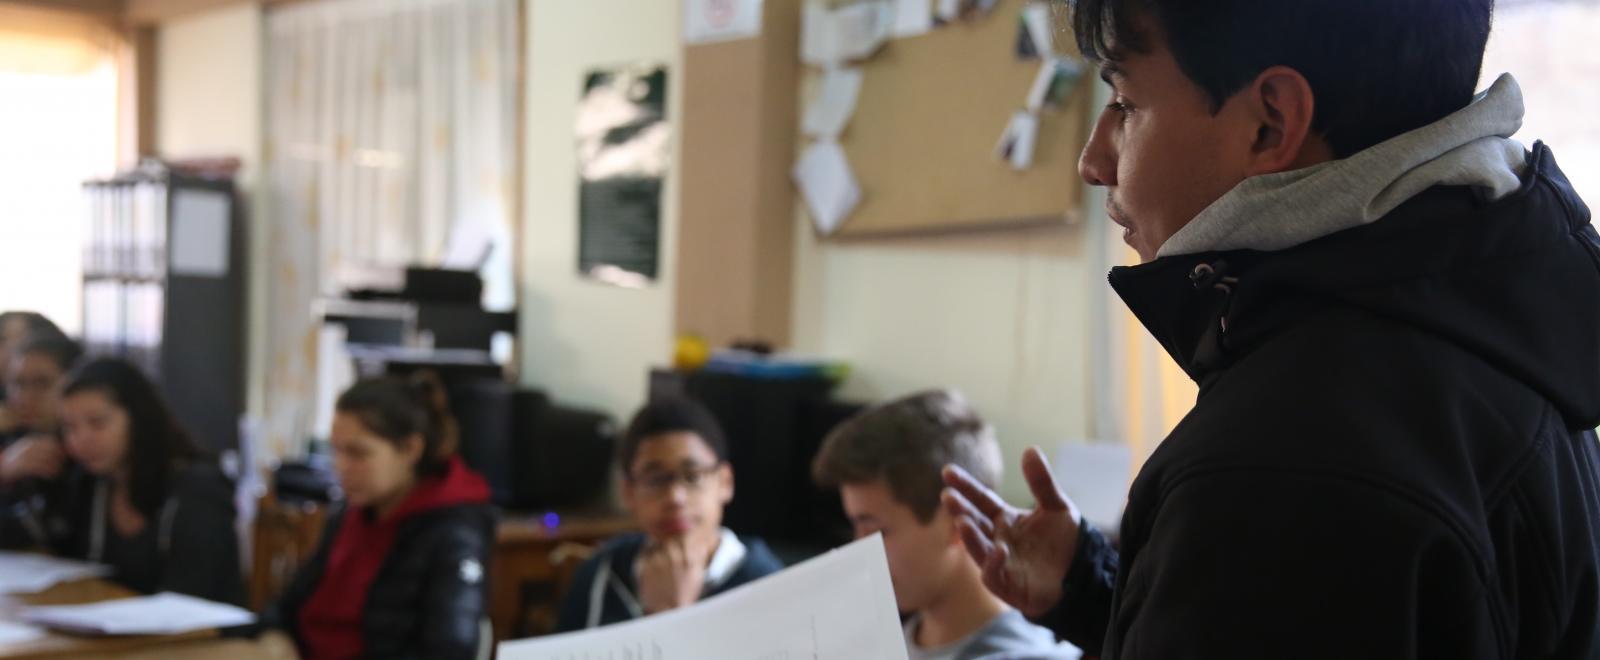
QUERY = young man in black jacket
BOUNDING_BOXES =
[557,397,783,632]
[943,1,1600,658]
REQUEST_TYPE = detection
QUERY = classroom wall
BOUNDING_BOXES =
[154,2,268,437]
[155,3,260,179]
[791,220,1099,503]
[520,0,682,421]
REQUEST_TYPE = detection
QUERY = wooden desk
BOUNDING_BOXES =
[0,579,293,660]
[490,515,636,641]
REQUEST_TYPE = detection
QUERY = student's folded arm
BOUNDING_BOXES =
[1108,469,1497,659]
[1031,520,1118,656]
[416,518,494,660]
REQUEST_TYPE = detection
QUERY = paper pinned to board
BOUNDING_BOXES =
[684,0,765,45]
[499,535,908,660]
[892,0,934,38]
[803,66,865,138]
[1026,57,1060,111]
[801,0,894,66]
[1054,441,1134,533]
[936,0,960,22]
[0,552,112,595]
[23,592,256,636]
[794,139,863,235]
[995,110,1040,170]
[1020,1,1054,57]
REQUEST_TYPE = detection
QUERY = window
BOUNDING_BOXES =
[0,7,120,335]
[1481,0,1600,204]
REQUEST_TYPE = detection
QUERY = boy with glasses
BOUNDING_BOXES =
[556,397,784,631]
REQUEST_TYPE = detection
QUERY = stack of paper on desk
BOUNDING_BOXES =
[22,592,256,636]
[0,552,111,595]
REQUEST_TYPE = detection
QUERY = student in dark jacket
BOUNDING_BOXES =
[556,397,784,632]
[270,373,495,660]
[941,1,1600,659]
[5,358,245,605]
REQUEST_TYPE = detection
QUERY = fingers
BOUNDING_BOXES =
[942,464,1010,520]
[981,541,1014,601]
[665,537,689,571]
[941,488,996,538]
[955,516,996,566]
[1021,447,1072,513]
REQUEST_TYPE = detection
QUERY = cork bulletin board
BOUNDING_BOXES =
[829,0,1091,237]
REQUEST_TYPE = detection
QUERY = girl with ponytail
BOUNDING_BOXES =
[269,371,495,659]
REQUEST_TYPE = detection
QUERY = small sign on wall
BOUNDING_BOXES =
[685,0,764,45]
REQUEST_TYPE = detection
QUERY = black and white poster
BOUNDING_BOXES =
[575,63,670,287]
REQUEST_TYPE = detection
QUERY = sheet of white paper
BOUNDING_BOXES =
[803,66,864,138]
[996,110,1040,170]
[0,552,112,595]
[936,0,960,22]
[801,0,834,66]
[169,189,231,278]
[0,621,46,646]
[1021,1,1054,57]
[1054,442,1133,532]
[831,0,894,61]
[23,592,256,636]
[892,0,933,37]
[499,535,907,660]
[685,0,764,45]
[793,140,862,235]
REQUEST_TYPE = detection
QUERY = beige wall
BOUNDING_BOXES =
[520,0,682,421]
[791,220,1099,503]
[154,2,268,428]
[155,3,260,179]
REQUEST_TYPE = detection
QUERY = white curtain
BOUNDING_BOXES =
[261,0,519,457]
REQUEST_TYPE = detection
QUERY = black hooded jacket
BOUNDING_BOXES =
[1045,144,1600,659]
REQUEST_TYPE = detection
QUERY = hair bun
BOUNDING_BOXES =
[406,370,460,462]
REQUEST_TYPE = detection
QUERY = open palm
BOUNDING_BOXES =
[942,447,1082,618]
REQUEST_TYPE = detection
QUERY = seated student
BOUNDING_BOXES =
[556,397,783,631]
[16,358,246,604]
[0,337,82,487]
[269,374,495,660]
[0,311,70,419]
[812,390,1079,660]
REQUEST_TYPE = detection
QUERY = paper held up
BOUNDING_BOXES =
[794,139,863,235]
[498,535,908,660]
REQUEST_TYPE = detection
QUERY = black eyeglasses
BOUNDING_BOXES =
[629,462,723,497]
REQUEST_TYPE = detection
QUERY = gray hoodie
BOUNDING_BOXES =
[1159,73,1530,258]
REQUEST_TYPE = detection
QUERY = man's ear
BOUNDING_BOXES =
[1244,65,1325,175]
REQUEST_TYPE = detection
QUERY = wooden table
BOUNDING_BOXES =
[490,514,636,641]
[0,580,293,660]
